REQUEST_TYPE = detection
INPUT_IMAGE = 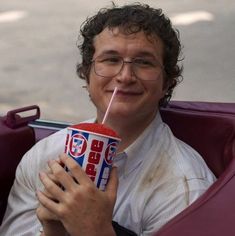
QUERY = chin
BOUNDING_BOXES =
[109,108,136,119]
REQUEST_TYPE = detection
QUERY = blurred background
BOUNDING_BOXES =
[1,0,235,123]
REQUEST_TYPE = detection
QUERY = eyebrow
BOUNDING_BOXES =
[134,51,161,60]
[97,50,119,55]
[97,50,161,59]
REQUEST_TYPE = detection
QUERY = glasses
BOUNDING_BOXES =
[91,55,164,81]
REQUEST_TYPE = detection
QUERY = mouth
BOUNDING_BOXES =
[108,88,143,96]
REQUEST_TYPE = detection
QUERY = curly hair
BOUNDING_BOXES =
[76,3,183,107]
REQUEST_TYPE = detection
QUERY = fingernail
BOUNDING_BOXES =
[39,171,46,179]
[47,159,54,166]
[35,190,40,196]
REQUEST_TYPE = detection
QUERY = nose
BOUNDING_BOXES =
[116,61,136,83]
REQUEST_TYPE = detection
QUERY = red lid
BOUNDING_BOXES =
[71,123,120,139]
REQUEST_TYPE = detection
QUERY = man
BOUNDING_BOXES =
[0,3,216,236]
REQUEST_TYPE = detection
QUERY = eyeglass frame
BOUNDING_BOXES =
[90,55,164,81]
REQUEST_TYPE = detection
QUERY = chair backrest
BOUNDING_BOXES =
[160,101,235,177]
[0,106,40,224]
[156,101,235,236]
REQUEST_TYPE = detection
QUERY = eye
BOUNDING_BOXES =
[133,58,155,67]
[98,56,122,64]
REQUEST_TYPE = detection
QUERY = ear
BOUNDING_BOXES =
[82,77,90,89]
[86,83,90,93]
[84,82,92,101]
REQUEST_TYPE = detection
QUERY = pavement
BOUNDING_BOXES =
[0,0,235,123]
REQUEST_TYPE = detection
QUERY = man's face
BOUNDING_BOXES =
[87,27,167,122]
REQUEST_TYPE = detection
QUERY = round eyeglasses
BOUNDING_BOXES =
[91,55,164,81]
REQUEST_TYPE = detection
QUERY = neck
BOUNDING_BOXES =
[97,111,158,152]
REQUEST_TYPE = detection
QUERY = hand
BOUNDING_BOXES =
[37,154,118,236]
[36,203,66,236]
[36,161,67,236]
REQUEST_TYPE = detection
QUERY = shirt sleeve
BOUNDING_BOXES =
[0,130,66,236]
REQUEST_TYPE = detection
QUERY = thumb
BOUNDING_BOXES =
[105,167,119,203]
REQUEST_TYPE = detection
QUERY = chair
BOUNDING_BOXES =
[1,101,234,234]
[155,101,235,236]
[0,105,40,224]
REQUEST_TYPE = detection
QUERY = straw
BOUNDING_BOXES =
[102,87,118,124]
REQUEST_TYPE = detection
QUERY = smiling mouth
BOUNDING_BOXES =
[107,88,142,96]
[116,90,142,96]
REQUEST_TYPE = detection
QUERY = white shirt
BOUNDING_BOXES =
[0,113,216,236]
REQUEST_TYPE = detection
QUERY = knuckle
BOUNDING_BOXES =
[57,206,65,218]
[57,203,71,219]
[70,187,82,201]
[69,161,80,172]
[35,207,41,218]
[46,179,55,189]
[85,184,96,194]
[79,184,97,199]
[53,167,64,178]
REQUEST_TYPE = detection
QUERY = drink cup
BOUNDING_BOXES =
[64,123,121,191]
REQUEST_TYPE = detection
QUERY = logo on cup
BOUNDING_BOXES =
[105,142,117,164]
[69,133,87,158]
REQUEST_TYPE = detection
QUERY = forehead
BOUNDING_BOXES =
[93,27,164,58]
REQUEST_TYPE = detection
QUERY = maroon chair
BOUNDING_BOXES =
[0,106,40,224]
[156,101,235,236]
[1,101,234,234]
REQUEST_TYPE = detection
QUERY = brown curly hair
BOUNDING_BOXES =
[76,3,183,107]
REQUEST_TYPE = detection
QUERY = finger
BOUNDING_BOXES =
[59,154,93,186]
[47,172,60,184]
[45,158,70,189]
[41,186,61,202]
[43,166,62,193]
[39,171,65,201]
[54,157,65,168]
[105,167,118,203]
[42,187,54,199]
[36,202,58,221]
[47,159,77,191]
[44,158,62,176]
[37,190,61,217]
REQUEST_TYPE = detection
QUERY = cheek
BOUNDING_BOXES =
[156,74,167,98]
[86,78,98,102]
[87,72,99,94]
[87,83,98,100]
[145,77,166,100]
[87,76,108,105]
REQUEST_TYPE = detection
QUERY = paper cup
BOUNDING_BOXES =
[64,124,120,191]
